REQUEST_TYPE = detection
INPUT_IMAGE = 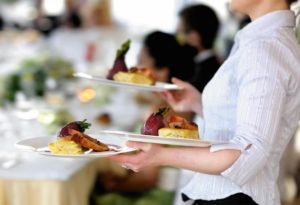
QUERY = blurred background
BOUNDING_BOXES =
[0,0,300,205]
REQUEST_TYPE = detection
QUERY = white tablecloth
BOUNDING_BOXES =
[0,155,90,181]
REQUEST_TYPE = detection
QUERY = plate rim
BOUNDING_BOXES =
[98,130,228,147]
[38,146,135,158]
[15,135,136,158]
[73,72,181,91]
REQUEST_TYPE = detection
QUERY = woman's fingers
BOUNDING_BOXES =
[107,151,145,172]
[165,90,190,111]
[107,153,137,163]
[158,78,193,111]
[158,91,177,106]
[126,141,149,150]
[108,142,151,163]
[172,77,198,95]
[171,77,188,88]
[107,143,163,172]
[164,91,178,104]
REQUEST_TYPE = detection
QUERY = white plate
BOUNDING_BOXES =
[100,130,227,147]
[74,72,181,92]
[15,133,137,158]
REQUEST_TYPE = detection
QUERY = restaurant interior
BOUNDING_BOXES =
[0,0,300,205]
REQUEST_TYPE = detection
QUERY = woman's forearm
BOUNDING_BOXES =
[158,146,241,175]
[107,142,240,174]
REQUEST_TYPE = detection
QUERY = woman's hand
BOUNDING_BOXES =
[160,78,203,116]
[107,141,165,172]
[107,141,241,175]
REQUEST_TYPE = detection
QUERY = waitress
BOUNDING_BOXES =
[108,0,300,204]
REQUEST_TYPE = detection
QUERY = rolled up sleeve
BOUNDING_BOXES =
[210,40,288,186]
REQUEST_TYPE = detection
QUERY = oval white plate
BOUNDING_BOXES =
[99,130,227,147]
[73,72,181,92]
[15,133,137,158]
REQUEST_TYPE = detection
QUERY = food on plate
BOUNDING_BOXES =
[159,115,199,139]
[141,107,169,135]
[113,67,156,85]
[158,128,198,139]
[48,138,83,154]
[58,119,91,137]
[141,107,199,139]
[48,119,109,154]
[106,40,131,80]
[106,40,157,85]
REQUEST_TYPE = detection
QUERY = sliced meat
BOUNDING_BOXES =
[69,129,109,152]
[167,115,198,130]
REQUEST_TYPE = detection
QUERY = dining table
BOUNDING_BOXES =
[0,83,143,205]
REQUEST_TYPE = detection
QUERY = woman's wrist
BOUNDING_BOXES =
[154,146,173,167]
[154,146,183,168]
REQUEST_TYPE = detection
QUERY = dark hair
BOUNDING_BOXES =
[0,16,3,30]
[61,11,82,28]
[143,31,196,82]
[179,4,220,49]
[287,0,298,4]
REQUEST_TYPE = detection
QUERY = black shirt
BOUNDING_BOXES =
[190,55,220,93]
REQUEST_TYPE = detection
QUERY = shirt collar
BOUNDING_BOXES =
[194,50,215,63]
[236,10,295,42]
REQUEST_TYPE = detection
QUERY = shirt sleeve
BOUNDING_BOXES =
[210,40,289,186]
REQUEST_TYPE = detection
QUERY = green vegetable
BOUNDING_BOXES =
[1,55,75,103]
[155,107,169,116]
[116,40,131,59]
[78,119,91,132]
[96,193,133,205]
[3,73,21,102]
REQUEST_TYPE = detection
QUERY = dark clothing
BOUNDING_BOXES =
[190,55,220,93]
[182,193,258,205]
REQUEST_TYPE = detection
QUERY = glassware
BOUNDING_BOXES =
[0,110,21,169]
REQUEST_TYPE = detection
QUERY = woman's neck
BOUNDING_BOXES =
[249,1,289,20]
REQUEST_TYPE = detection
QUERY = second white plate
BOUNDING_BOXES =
[15,133,137,158]
[74,72,181,92]
[100,130,227,147]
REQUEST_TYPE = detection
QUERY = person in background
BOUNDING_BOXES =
[139,31,195,84]
[177,4,221,93]
[48,10,94,67]
[80,0,112,28]
[108,0,300,204]
[0,16,4,30]
[138,31,196,119]
[60,11,82,29]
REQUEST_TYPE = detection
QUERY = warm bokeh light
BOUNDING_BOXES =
[37,110,56,124]
[78,87,96,103]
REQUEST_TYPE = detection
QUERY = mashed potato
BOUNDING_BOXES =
[48,138,83,154]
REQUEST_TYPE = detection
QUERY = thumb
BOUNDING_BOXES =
[171,77,188,89]
[126,141,150,150]
[162,91,177,105]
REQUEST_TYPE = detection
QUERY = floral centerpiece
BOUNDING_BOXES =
[0,55,74,104]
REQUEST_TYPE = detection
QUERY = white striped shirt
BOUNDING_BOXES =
[181,10,300,205]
